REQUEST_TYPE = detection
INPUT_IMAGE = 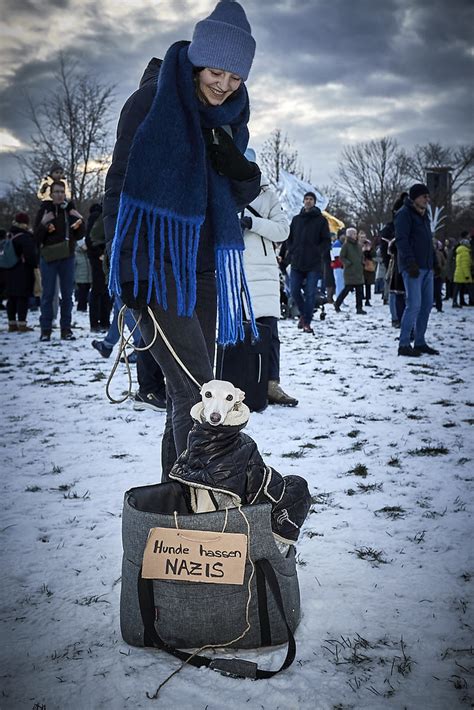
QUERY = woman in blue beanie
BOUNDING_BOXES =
[103,1,260,480]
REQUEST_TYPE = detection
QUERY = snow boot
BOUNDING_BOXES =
[18,321,34,333]
[268,380,298,407]
[8,321,18,332]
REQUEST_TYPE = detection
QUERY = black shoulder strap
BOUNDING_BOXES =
[137,557,296,680]
[245,204,263,219]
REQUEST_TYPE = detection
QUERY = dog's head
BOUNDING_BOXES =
[200,379,245,426]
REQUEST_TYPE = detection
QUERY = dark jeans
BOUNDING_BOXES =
[7,296,28,322]
[335,283,363,311]
[135,267,216,482]
[76,282,90,311]
[89,254,111,328]
[257,316,280,381]
[137,338,166,397]
[364,283,372,303]
[40,255,75,331]
[290,268,320,325]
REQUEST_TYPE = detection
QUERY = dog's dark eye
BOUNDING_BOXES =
[226,394,234,401]
[204,391,212,398]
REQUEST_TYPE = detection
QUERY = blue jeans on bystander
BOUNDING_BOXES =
[40,255,75,332]
[399,269,434,348]
[290,268,320,326]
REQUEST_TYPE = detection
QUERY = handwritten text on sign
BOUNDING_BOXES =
[142,527,247,585]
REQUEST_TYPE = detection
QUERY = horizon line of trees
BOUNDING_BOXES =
[1,57,473,239]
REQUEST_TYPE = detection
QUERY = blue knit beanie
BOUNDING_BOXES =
[188,0,256,81]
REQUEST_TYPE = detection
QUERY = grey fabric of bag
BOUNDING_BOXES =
[120,486,301,650]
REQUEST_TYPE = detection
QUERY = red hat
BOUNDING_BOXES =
[14,212,29,225]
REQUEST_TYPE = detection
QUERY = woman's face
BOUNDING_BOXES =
[197,68,242,106]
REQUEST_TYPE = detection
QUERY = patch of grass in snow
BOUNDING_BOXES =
[51,464,63,474]
[463,418,474,425]
[459,572,471,582]
[443,421,457,428]
[357,482,383,494]
[305,530,324,538]
[375,506,406,520]
[407,445,449,456]
[91,371,107,382]
[347,463,368,478]
[433,399,454,407]
[457,457,471,465]
[453,496,467,512]
[75,594,110,606]
[423,507,447,519]
[347,429,361,438]
[63,490,90,500]
[25,485,42,492]
[281,449,306,459]
[407,530,426,544]
[353,547,388,565]
[387,456,401,467]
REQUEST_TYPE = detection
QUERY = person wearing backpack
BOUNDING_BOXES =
[5,213,38,332]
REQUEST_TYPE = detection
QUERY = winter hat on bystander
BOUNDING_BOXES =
[13,212,30,227]
[409,184,430,201]
[188,0,256,80]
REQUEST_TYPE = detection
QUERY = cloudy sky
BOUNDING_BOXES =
[0,0,473,194]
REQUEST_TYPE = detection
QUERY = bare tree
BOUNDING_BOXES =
[406,142,474,199]
[259,128,310,186]
[337,137,410,231]
[16,55,115,208]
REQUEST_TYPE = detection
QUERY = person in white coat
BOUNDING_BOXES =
[241,151,298,406]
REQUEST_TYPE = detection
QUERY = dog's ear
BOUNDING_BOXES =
[236,388,245,403]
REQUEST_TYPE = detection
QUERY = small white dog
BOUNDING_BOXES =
[200,379,245,426]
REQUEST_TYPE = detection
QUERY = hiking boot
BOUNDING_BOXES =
[356,309,367,315]
[40,330,51,342]
[297,316,304,329]
[334,304,341,313]
[398,345,421,357]
[61,329,76,341]
[8,321,18,332]
[302,324,314,333]
[92,339,113,358]
[391,320,400,328]
[365,301,372,307]
[415,344,440,355]
[133,391,167,412]
[18,322,34,332]
[268,380,298,407]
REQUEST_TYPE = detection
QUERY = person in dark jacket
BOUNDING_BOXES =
[334,227,366,314]
[34,181,85,341]
[86,205,111,332]
[380,192,407,325]
[103,0,261,481]
[6,212,38,332]
[286,191,330,333]
[395,183,438,357]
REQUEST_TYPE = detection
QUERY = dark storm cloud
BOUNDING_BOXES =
[0,0,472,190]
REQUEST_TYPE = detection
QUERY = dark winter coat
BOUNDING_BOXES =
[103,58,261,284]
[5,226,38,298]
[394,197,435,273]
[286,206,331,273]
[34,201,85,257]
[169,402,311,545]
[387,239,405,294]
[85,205,103,259]
[340,238,364,286]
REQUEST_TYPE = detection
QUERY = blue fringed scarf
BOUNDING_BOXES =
[108,40,257,345]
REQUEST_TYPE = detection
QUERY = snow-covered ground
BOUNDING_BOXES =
[1,297,473,710]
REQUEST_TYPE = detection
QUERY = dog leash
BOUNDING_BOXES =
[105,304,203,404]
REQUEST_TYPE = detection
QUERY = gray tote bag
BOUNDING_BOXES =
[120,483,301,679]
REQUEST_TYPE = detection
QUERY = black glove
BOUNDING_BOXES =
[121,281,150,309]
[240,215,253,231]
[207,127,256,181]
[407,262,420,278]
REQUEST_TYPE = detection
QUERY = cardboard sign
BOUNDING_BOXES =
[142,527,247,585]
